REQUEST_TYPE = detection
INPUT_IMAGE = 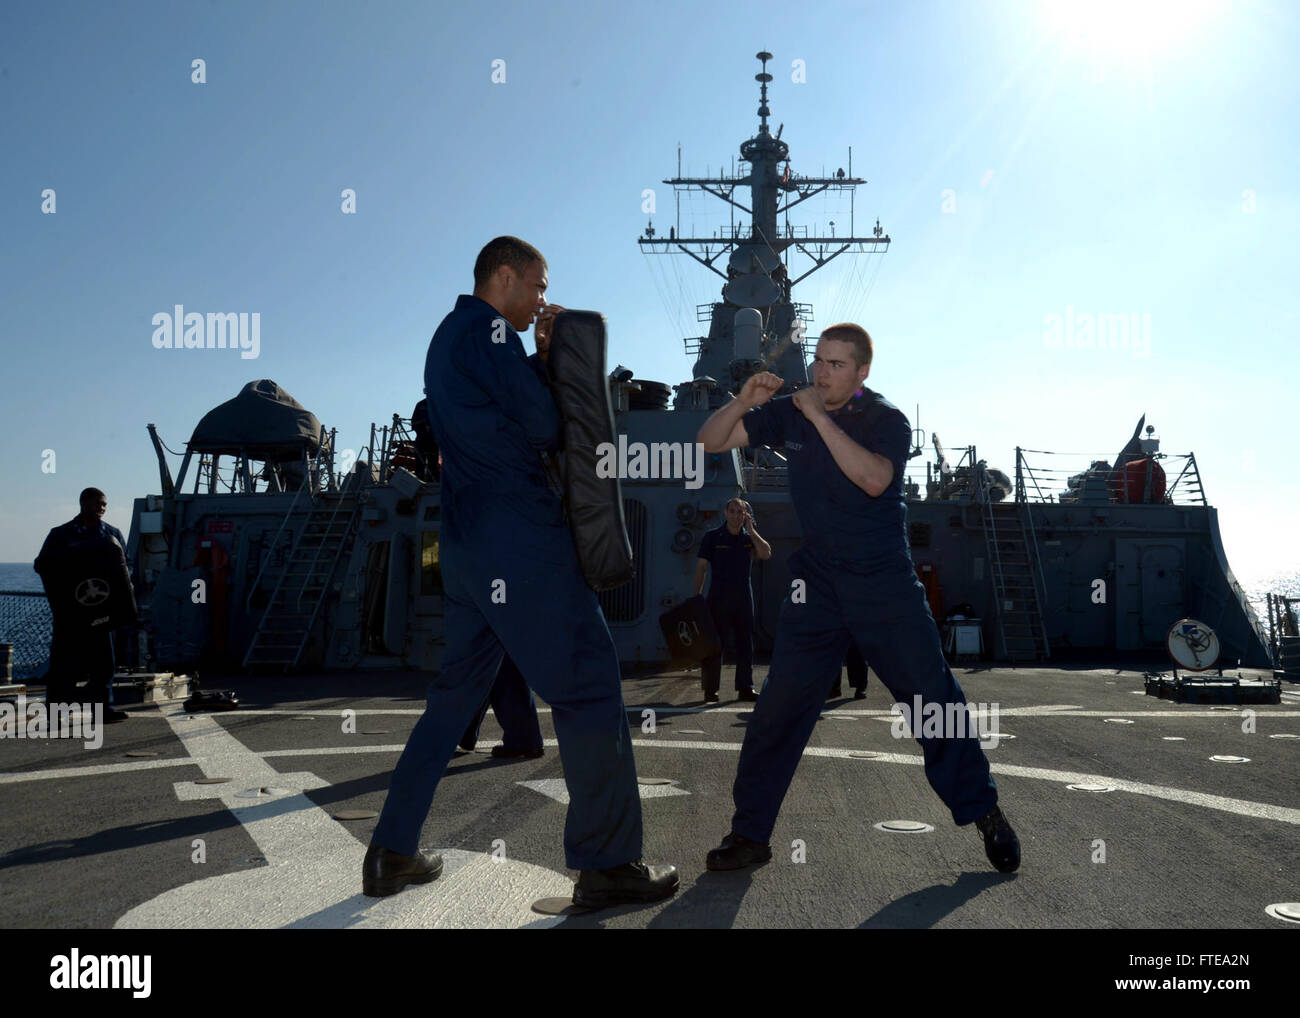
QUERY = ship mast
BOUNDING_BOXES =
[639,51,890,401]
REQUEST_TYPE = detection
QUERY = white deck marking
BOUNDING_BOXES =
[623,739,1300,827]
[113,706,571,929]
[0,758,195,783]
[517,778,689,805]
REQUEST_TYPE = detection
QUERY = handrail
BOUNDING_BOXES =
[981,458,1050,659]
[294,493,353,614]
[244,473,312,613]
[1013,448,1206,506]
[288,498,361,665]
[1021,499,1051,658]
[976,461,1008,657]
[1015,447,1050,504]
[1165,452,1207,505]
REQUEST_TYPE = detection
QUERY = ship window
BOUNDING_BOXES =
[909,522,931,549]
[420,531,443,596]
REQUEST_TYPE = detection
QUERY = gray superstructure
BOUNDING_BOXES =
[113,52,1271,678]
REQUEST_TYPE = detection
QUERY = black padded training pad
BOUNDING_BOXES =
[39,534,137,631]
[658,595,721,664]
[546,310,635,592]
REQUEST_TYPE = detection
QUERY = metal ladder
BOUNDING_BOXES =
[980,468,1050,662]
[243,492,361,669]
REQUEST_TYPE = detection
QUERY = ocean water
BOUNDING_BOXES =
[0,562,44,593]
[0,563,51,679]
[1236,567,1300,636]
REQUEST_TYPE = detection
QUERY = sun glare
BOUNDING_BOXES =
[1040,0,1227,65]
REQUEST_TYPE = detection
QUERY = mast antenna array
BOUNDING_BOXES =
[639,51,889,288]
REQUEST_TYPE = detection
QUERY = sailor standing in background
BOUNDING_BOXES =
[694,498,771,703]
[696,323,1020,876]
[844,645,869,699]
[458,651,545,759]
[410,398,440,483]
[828,644,869,700]
[364,236,677,908]
[33,487,130,722]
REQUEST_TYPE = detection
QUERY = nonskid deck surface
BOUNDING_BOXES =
[1,665,1297,929]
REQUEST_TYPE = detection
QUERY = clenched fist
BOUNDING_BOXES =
[534,303,566,360]
[739,371,784,409]
[792,384,827,420]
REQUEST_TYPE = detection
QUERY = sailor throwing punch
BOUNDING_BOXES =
[696,323,1021,877]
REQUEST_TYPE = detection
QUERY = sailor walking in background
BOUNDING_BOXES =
[365,236,678,908]
[696,323,1020,876]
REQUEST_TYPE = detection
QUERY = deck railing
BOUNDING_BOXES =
[0,590,51,681]
[1014,447,1207,506]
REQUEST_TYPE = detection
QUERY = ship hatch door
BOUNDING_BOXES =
[1115,539,1186,650]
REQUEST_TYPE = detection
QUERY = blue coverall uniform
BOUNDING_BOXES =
[697,523,757,696]
[372,294,643,870]
[455,353,551,755]
[729,389,998,844]
[34,518,128,706]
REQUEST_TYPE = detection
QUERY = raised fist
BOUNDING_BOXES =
[740,371,784,409]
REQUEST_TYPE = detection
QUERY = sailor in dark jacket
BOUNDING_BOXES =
[33,487,131,720]
[697,323,1020,876]
[365,236,677,908]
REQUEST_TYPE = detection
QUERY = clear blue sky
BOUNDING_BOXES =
[2,0,1296,586]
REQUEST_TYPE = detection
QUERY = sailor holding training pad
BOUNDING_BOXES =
[365,236,678,908]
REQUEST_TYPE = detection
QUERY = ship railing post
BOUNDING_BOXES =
[379,421,393,481]
[325,426,338,492]
[1188,451,1207,505]
[1268,593,1277,669]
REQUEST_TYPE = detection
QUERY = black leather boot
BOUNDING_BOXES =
[362,844,444,897]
